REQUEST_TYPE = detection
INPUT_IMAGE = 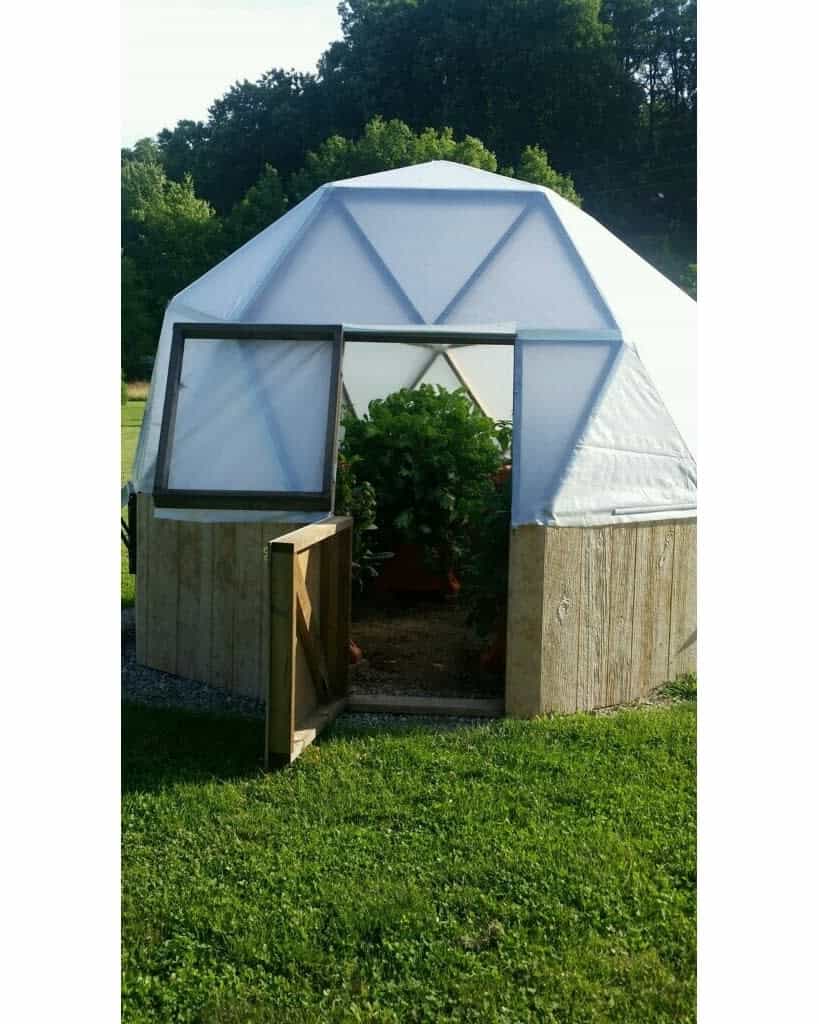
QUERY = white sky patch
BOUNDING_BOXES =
[122,0,341,146]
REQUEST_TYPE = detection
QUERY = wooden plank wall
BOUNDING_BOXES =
[267,543,296,765]
[135,495,293,700]
[505,519,696,716]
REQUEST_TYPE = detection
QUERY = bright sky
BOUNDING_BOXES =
[122,0,342,146]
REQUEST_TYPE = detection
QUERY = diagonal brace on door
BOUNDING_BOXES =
[293,559,331,701]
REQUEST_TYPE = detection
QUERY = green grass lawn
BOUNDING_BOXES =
[122,399,145,606]
[122,695,696,1023]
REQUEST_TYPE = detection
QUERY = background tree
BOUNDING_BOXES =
[121,159,221,377]
[515,146,582,206]
[223,164,288,251]
[288,118,498,202]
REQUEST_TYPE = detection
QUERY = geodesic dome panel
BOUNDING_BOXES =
[448,345,514,422]
[248,197,419,325]
[512,333,696,526]
[341,341,433,417]
[231,186,618,334]
[548,190,697,457]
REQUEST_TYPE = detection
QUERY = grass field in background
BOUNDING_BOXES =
[127,380,151,401]
[122,399,145,607]
[122,693,696,1023]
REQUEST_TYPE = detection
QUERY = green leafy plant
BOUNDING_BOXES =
[340,385,509,572]
[660,673,697,702]
[334,453,392,590]
[460,470,512,638]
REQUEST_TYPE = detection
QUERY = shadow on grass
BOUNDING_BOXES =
[122,701,503,793]
[325,712,502,743]
[122,702,266,794]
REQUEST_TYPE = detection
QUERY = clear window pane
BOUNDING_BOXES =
[165,336,336,496]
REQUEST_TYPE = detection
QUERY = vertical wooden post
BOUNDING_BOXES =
[631,522,675,694]
[320,533,342,695]
[211,523,237,690]
[540,528,583,714]
[505,525,547,717]
[577,527,612,711]
[605,525,638,704]
[336,525,352,697]
[134,494,151,665]
[147,511,179,675]
[266,541,297,769]
[669,521,697,678]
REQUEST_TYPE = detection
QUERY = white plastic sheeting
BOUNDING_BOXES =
[548,190,697,458]
[164,337,334,494]
[339,334,515,421]
[131,160,696,527]
[512,333,696,526]
[512,333,620,527]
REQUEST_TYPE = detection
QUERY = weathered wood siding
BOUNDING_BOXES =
[135,495,293,701]
[505,519,696,716]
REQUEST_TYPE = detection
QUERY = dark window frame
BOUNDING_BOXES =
[153,323,344,511]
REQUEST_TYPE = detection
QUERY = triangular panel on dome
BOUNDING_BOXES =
[448,345,514,422]
[441,198,616,330]
[415,353,465,394]
[547,189,697,457]
[341,341,433,418]
[340,190,528,324]
[550,346,696,524]
[248,197,421,325]
[175,189,325,320]
[512,332,622,527]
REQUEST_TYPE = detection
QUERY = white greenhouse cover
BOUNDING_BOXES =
[132,160,696,527]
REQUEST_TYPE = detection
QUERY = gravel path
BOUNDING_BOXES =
[121,610,265,719]
[121,610,489,729]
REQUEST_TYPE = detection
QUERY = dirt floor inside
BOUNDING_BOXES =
[348,593,504,701]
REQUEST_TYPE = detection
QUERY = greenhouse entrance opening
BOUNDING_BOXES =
[341,326,515,717]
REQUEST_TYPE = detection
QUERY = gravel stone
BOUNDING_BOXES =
[122,612,489,728]
[121,614,265,719]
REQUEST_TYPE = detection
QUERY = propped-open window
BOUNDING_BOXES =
[154,323,344,511]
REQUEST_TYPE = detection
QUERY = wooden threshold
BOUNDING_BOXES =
[346,694,504,718]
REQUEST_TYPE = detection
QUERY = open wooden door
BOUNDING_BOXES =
[266,516,353,767]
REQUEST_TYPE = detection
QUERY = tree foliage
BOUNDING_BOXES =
[288,118,577,204]
[223,164,288,250]
[515,145,581,205]
[121,159,221,376]
[151,2,695,230]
